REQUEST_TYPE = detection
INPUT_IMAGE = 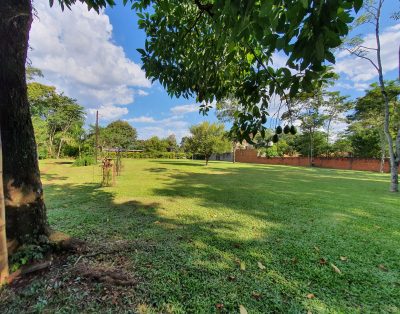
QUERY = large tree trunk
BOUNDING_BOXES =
[0,0,49,243]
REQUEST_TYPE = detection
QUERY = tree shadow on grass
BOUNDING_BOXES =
[2,162,399,313]
[147,160,400,313]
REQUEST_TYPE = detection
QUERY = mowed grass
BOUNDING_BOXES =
[3,159,400,313]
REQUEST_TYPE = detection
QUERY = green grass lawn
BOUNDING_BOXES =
[2,159,400,313]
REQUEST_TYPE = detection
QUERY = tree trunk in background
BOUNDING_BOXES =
[57,138,64,159]
[380,151,385,173]
[374,0,399,192]
[326,119,332,158]
[232,141,236,163]
[379,129,386,173]
[0,0,49,243]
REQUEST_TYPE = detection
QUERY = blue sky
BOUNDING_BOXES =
[29,0,399,140]
[105,2,220,139]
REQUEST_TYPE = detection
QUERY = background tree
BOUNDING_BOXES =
[346,81,400,169]
[31,116,49,159]
[102,120,137,149]
[254,130,293,158]
[330,136,354,157]
[215,97,242,162]
[284,90,329,163]
[294,131,329,158]
[26,66,43,82]
[180,136,195,159]
[323,92,351,156]
[347,126,382,158]
[140,136,169,152]
[49,97,85,159]
[186,122,231,165]
[28,81,85,159]
[345,0,400,191]
[165,134,178,152]
[136,0,361,144]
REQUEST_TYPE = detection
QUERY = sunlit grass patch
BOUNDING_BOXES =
[1,159,399,313]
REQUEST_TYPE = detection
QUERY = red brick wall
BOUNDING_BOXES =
[235,149,397,173]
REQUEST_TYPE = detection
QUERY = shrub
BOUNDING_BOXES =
[103,151,189,159]
[73,155,95,167]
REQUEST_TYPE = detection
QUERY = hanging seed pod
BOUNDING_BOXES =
[290,125,297,135]
[272,134,279,143]
[261,114,267,124]
[283,125,290,134]
[276,125,282,134]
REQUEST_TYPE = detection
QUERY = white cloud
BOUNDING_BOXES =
[334,23,400,88]
[136,89,149,96]
[335,82,370,91]
[139,126,190,141]
[126,116,156,123]
[88,105,129,121]
[29,0,150,111]
[170,103,199,115]
[126,115,190,140]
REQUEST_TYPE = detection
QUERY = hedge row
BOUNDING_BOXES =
[103,151,190,159]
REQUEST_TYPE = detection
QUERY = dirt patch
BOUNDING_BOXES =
[73,264,136,286]
[5,239,146,289]
[1,240,146,313]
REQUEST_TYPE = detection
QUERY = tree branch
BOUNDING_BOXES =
[247,45,294,120]
[346,48,380,72]
[194,0,214,17]
[181,11,203,40]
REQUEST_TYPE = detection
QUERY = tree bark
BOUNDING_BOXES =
[232,142,236,163]
[57,138,64,159]
[379,129,386,173]
[326,119,331,157]
[374,0,399,191]
[0,0,49,243]
[0,123,9,285]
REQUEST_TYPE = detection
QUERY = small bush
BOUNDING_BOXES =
[73,155,95,167]
[104,151,189,159]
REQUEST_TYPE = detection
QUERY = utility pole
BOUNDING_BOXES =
[0,123,9,285]
[95,110,99,164]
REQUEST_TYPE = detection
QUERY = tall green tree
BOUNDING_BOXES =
[284,89,329,162]
[186,122,230,165]
[180,136,195,158]
[346,81,400,168]
[345,0,400,191]
[294,131,329,158]
[102,120,137,149]
[49,96,85,159]
[323,92,351,156]
[215,97,242,162]
[28,82,85,159]
[141,136,169,152]
[165,134,178,152]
